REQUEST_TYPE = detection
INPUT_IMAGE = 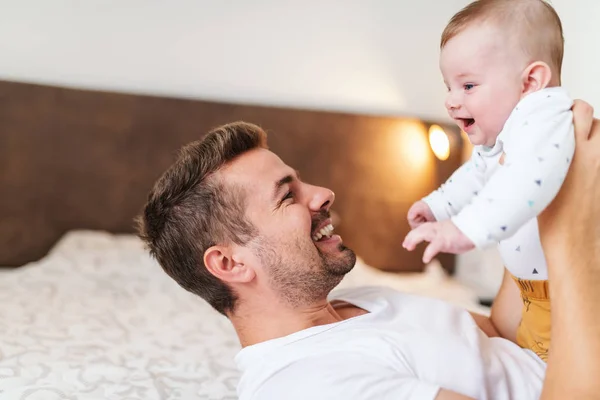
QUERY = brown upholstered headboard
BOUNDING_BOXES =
[0,79,463,272]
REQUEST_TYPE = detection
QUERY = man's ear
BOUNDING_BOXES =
[204,245,256,283]
[521,61,552,96]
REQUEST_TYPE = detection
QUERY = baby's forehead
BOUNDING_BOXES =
[456,23,505,44]
[453,22,541,69]
[443,23,516,60]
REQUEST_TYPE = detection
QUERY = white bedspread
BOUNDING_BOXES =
[0,231,240,400]
[0,231,485,400]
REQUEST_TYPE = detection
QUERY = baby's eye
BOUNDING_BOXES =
[464,83,475,91]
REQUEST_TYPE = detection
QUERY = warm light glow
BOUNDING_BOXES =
[429,125,450,161]
[386,119,436,203]
[395,120,431,173]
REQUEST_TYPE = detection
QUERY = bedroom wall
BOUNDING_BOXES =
[1,0,596,124]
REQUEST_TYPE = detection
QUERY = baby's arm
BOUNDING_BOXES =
[452,90,574,249]
[422,148,487,221]
[404,150,487,261]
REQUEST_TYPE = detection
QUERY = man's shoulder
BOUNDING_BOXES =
[328,284,399,302]
[238,347,421,400]
[329,284,452,313]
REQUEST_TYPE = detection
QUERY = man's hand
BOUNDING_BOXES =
[403,220,475,263]
[536,100,600,400]
[407,200,436,229]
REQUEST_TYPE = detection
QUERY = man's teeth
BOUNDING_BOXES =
[312,224,334,241]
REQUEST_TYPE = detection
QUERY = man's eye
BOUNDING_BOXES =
[283,191,294,201]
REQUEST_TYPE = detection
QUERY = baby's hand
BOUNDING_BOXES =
[407,201,436,229]
[402,220,475,264]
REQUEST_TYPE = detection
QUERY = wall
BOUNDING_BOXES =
[0,0,446,120]
[3,0,596,123]
[552,0,600,110]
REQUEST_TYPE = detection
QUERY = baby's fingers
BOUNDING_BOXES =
[423,239,442,264]
[403,223,436,251]
[408,215,426,229]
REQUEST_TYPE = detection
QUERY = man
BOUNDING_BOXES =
[137,101,600,399]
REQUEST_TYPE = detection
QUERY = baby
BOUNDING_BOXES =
[403,0,573,362]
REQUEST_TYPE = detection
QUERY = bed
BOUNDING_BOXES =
[0,231,241,399]
[0,79,483,399]
[0,230,486,400]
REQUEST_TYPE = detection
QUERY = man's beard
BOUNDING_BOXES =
[256,234,356,308]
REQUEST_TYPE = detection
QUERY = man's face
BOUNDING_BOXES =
[221,148,356,306]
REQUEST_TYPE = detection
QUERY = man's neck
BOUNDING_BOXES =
[230,298,366,347]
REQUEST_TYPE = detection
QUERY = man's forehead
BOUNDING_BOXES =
[220,148,292,187]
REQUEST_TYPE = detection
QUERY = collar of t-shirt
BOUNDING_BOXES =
[234,288,385,372]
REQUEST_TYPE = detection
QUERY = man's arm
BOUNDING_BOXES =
[468,268,522,340]
[436,390,475,400]
[489,268,522,343]
[537,101,600,399]
[468,312,500,338]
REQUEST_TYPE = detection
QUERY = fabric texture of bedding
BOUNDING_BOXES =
[0,231,240,400]
[0,231,485,399]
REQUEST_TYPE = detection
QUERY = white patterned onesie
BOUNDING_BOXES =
[423,87,574,280]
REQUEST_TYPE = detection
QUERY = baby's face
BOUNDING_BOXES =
[440,24,525,147]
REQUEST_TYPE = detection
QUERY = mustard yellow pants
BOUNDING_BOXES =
[511,275,551,362]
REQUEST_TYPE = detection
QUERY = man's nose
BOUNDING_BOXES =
[308,185,335,212]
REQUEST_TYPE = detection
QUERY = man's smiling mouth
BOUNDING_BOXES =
[312,223,334,242]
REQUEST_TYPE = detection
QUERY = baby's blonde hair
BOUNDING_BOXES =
[441,0,564,79]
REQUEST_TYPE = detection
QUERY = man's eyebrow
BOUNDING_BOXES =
[272,170,301,201]
[273,175,293,201]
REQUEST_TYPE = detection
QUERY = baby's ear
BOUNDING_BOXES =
[521,61,552,96]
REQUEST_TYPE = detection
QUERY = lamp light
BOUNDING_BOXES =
[428,124,450,161]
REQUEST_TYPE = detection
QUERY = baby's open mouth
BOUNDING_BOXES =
[312,224,334,242]
[460,118,475,128]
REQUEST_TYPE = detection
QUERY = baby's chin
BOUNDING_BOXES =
[466,130,498,147]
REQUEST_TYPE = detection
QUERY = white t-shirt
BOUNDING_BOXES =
[235,286,545,400]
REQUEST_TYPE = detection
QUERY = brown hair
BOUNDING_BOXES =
[136,122,268,315]
[441,0,565,77]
